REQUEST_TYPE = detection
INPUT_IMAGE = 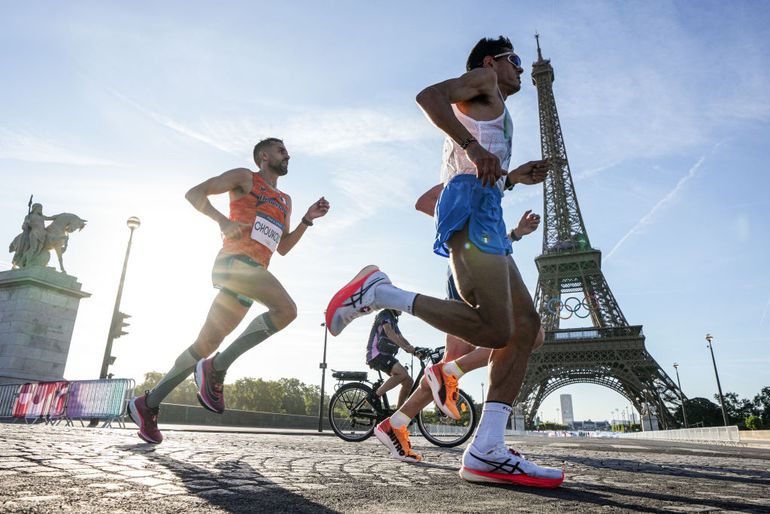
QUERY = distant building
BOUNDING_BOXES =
[560,394,575,427]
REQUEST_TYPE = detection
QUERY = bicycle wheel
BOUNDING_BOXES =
[417,388,477,448]
[328,383,378,442]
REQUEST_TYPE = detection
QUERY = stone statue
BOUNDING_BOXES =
[9,201,87,274]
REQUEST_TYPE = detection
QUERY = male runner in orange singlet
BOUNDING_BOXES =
[128,138,329,444]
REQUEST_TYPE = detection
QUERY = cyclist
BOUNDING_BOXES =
[366,309,416,412]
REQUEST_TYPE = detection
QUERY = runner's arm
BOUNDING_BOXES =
[415,183,443,216]
[416,68,503,186]
[383,324,415,354]
[185,168,253,238]
[510,210,541,240]
[505,160,549,189]
[277,196,330,255]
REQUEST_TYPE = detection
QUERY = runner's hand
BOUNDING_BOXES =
[465,143,503,187]
[508,159,549,186]
[306,196,330,220]
[219,219,249,239]
[516,210,541,236]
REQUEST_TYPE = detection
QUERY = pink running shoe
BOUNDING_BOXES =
[194,355,226,414]
[128,392,163,444]
[326,265,390,336]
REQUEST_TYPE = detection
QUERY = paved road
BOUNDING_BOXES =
[1,424,769,513]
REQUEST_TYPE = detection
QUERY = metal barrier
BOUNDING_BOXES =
[0,383,22,419]
[621,426,741,445]
[64,378,135,427]
[0,379,135,428]
[10,381,70,422]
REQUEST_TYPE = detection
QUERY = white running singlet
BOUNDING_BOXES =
[440,91,513,191]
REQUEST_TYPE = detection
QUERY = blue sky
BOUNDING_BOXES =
[2,1,769,424]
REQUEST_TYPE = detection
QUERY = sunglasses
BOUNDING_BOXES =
[493,51,522,68]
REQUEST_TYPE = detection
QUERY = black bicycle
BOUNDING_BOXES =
[328,346,477,447]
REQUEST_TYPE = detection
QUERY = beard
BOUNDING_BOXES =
[268,159,289,176]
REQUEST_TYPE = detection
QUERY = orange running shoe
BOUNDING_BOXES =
[426,362,460,420]
[374,419,422,463]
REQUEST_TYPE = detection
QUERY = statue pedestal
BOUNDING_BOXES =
[0,267,90,384]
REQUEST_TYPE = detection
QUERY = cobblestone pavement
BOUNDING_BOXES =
[1,424,770,513]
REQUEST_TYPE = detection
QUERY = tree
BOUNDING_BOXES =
[278,378,309,415]
[719,392,755,427]
[685,397,723,427]
[744,415,763,430]
[134,372,197,406]
[752,387,770,425]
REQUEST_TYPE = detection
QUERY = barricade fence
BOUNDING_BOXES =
[620,425,741,444]
[0,378,134,427]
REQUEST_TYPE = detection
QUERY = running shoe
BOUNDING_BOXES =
[127,392,163,444]
[194,355,226,414]
[326,265,390,336]
[425,362,460,420]
[374,418,422,463]
[460,442,564,488]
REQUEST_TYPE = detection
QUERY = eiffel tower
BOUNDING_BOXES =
[515,35,683,429]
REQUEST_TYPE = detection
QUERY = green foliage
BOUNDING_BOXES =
[744,414,763,430]
[538,421,569,431]
[685,397,724,427]
[134,372,197,406]
[752,387,770,425]
[135,372,327,415]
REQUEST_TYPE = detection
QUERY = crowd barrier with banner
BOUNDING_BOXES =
[0,378,134,427]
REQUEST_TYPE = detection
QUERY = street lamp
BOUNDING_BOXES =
[99,216,140,379]
[481,382,485,401]
[705,333,729,426]
[672,363,689,428]
[318,320,329,432]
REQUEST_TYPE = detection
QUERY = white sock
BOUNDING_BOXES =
[389,410,411,429]
[470,401,511,451]
[443,360,464,379]
[375,284,417,314]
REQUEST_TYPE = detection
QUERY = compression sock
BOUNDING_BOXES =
[443,360,464,379]
[375,284,417,315]
[470,401,512,451]
[145,345,203,409]
[212,312,277,371]
[389,410,411,429]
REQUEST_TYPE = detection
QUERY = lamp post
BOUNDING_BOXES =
[672,363,689,428]
[481,382,485,402]
[705,333,729,426]
[317,320,329,432]
[99,216,140,379]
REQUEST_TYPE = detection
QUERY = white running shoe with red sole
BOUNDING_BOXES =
[326,265,390,336]
[460,442,564,488]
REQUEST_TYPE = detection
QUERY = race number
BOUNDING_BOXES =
[251,214,283,252]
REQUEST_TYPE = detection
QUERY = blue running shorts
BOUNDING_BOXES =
[433,174,512,258]
[446,266,461,301]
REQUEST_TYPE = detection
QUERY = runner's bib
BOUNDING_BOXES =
[251,214,283,252]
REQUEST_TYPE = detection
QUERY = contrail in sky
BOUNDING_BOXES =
[605,141,727,262]
[760,296,770,326]
[605,154,707,261]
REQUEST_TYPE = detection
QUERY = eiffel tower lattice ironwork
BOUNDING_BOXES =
[515,36,684,430]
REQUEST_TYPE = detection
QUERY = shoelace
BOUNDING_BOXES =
[212,370,226,394]
[394,426,414,453]
[444,374,459,401]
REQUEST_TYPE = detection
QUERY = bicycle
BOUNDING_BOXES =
[328,346,477,447]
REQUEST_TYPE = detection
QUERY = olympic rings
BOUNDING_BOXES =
[544,295,596,319]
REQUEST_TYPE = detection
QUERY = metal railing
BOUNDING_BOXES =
[0,378,134,427]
